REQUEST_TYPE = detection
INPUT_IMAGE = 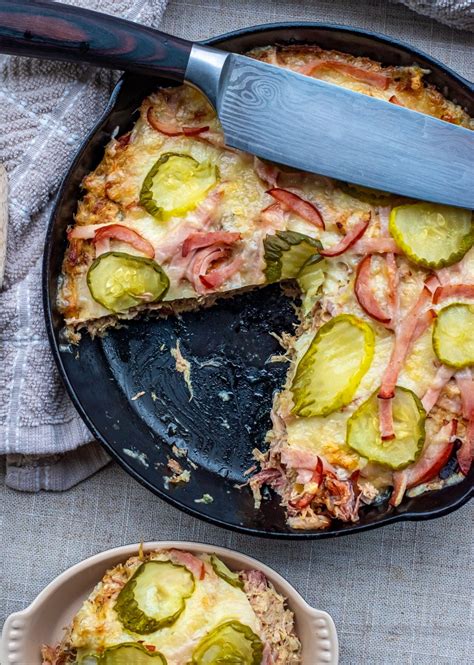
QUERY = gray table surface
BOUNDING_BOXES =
[1,1,473,663]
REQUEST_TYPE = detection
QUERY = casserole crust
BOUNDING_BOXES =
[58,44,473,529]
[41,549,301,665]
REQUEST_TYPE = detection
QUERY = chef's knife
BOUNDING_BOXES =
[1,0,472,208]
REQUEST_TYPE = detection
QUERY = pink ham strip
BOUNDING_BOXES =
[421,365,455,413]
[259,202,289,231]
[351,238,401,255]
[169,549,205,579]
[391,420,456,506]
[378,280,434,438]
[455,368,474,474]
[254,156,279,187]
[182,231,241,257]
[68,222,115,239]
[320,214,370,257]
[200,255,244,290]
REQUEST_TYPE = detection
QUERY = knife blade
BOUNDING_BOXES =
[2,2,472,208]
[187,47,474,208]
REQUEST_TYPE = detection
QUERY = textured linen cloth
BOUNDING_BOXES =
[397,0,474,31]
[1,462,472,664]
[0,0,473,493]
[0,0,169,490]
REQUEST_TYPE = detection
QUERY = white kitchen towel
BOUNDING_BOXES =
[0,0,169,491]
[397,0,473,31]
[0,0,472,492]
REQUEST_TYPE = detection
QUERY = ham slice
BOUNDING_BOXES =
[354,254,393,325]
[170,549,205,579]
[199,255,244,290]
[433,283,474,304]
[320,214,370,257]
[182,231,241,257]
[421,365,455,413]
[147,106,209,137]
[378,280,434,438]
[254,156,279,187]
[289,457,323,510]
[351,238,401,255]
[391,420,457,506]
[299,60,390,89]
[455,368,474,474]
[94,224,155,258]
[267,188,325,229]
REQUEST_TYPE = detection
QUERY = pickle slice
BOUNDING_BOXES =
[100,644,167,664]
[115,561,195,634]
[389,203,473,269]
[339,182,394,205]
[210,555,243,589]
[433,303,474,368]
[87,252,169,312]
[190,621,263,665]
[140,152,218,220]
[347,386,425,469]
[291,314,375,417]
[263,230,322,283]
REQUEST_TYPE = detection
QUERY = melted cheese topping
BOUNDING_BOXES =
[70,552,261,665]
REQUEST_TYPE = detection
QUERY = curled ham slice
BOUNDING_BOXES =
[390,420,457,506]
[170,549,205,579]
[267,188,325,229]
[320,214,370,257]
[147,107,209,137]
[379,280,434,401]
[182,231,241,257]
[378,279,435,438]
[354,255,393,325]
[94,224,155,258]
[259,202,288,231]
[433,283,474,304]
[262,643,275,665]
[389,95,403,106]
[421,365,455,413]
[299,60,390,89]
[289,457,323,510]
[68,223,154,258]
[455,369,474,474]
[200,255,244,289]
[351,238,401,255]
[254,156,279,187]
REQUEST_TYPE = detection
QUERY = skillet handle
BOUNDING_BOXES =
[0,0,193,81]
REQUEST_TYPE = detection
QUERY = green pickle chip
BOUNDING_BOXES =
[347,386,425,469]
[263,230,322,283]
[291,314,375,417]
[140,152,218,220]
[389,203,474,269]
[210,555,244,589]
[99,643,166,664]
[87,252,169,312]
[433,303,474,369]
[115,560,195,634]
[190,620,263,665]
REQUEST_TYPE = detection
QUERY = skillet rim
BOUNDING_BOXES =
[43,21,473,540]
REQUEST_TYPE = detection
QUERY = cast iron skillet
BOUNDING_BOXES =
[44,23,473,539]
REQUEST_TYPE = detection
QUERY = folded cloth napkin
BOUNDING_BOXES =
[0,0,471,493]
[395,0,474,31]
[0,0,169,491]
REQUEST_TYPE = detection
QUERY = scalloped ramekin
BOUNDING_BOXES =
[1,541,338,664]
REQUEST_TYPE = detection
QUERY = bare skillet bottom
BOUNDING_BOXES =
[43,23,473,539]
[0,541,339,664]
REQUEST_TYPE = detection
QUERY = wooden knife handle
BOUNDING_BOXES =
[0,0,193,80]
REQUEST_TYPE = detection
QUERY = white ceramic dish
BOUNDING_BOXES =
[1,540,339,665]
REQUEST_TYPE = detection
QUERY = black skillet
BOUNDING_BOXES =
[3,5,472,537]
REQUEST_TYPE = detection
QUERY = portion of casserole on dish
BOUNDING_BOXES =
[41,548,301,664]
[59,45,474,530]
